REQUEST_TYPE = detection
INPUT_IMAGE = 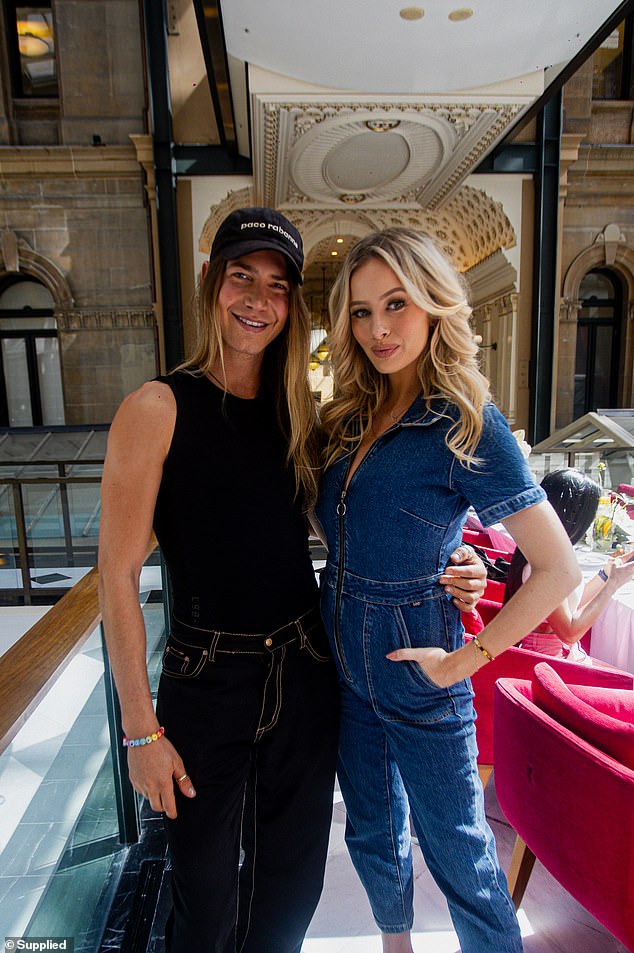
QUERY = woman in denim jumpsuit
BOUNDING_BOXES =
[315,228,581,953]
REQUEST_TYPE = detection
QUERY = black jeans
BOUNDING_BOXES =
[156,603,340,953]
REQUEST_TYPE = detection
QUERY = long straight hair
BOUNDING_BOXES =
[320,227,490,469]
[177,257,321,508]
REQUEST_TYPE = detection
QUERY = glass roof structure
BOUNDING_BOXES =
[0,428,108,466]
[532,411,634,454]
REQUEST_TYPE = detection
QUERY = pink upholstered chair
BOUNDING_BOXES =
[473,598,503,628]
[483,578,506,603]
[493,664,634,950]
[462,527,495,549]
[469,643,633,787]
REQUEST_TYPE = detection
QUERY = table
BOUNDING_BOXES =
[576,548,634,674]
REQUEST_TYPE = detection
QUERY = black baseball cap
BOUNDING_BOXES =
[210,207,304,285]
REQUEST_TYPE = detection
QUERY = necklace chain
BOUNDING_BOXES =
[387,396,418,422]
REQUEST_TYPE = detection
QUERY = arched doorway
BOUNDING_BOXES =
[573,268,623,418]
[0,276,65,426]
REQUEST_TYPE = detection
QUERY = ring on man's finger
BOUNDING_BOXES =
[176,773,188,783]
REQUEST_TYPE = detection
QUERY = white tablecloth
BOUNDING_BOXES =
[576,548,634,675]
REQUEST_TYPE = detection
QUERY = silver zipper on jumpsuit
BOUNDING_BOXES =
[334,485,353,681]
[332,424,400,684]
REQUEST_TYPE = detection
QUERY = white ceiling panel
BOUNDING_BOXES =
[220,0,625,94]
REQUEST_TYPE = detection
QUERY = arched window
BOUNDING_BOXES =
[574,269,622,419]
[0,276,65,426]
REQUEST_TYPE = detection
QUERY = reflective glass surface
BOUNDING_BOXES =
[15,6,57,97]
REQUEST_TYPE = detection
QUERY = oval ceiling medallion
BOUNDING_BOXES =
[324,132,410,192]
[289,113,449,204]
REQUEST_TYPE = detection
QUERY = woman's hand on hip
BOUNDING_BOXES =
[386,646,457,687]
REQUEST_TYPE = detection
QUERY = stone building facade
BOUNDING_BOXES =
[0,2,631,433]
[556,53,634,429]
[0,1,157,426]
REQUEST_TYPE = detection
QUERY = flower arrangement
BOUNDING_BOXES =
[591,462,634,552]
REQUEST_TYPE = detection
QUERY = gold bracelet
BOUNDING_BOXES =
[473,636,495,663]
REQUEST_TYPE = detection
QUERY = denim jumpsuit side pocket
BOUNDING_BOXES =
[363,593,471,725]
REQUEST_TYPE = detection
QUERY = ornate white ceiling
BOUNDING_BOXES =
[238,4,619,241]
[200,183,516,273]
[251,96,530,211]
[208,1,624,267]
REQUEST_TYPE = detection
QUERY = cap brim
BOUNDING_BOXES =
[216,238,303,285]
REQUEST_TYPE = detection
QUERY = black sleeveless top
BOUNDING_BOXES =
[153,372,318,632]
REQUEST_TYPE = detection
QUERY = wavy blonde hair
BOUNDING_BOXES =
[178,256,321,508]
[321,227,491,469]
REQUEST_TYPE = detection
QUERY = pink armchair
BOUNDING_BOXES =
[462,527,495,549]
[493,664,634,950]
[469,642,633,786]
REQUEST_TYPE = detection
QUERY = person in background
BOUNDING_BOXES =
[315,226,581,953]
[505,468,634,660]
[98,208,487,953]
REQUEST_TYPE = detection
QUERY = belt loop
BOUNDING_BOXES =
[209,632,220,662]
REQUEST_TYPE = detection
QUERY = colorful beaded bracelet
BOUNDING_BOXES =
[123,726,165,748]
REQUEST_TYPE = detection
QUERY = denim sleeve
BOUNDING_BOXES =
[450,403,546,527]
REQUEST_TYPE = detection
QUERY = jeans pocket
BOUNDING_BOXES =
[397,596,454,652]
[360,604,454,724]
[162,635,209,679]
[395,601,471,700]
[301,620,332,663]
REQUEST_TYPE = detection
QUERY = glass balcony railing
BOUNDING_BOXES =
[0,557,167,952]
[0,426,110,605]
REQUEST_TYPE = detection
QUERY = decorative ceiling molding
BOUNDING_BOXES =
[466,249,518,306]
[198,185,255,253]
[199,186,516,274]
[443,186,516,268]
[251,96,529,211]
[297,186,516,272]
